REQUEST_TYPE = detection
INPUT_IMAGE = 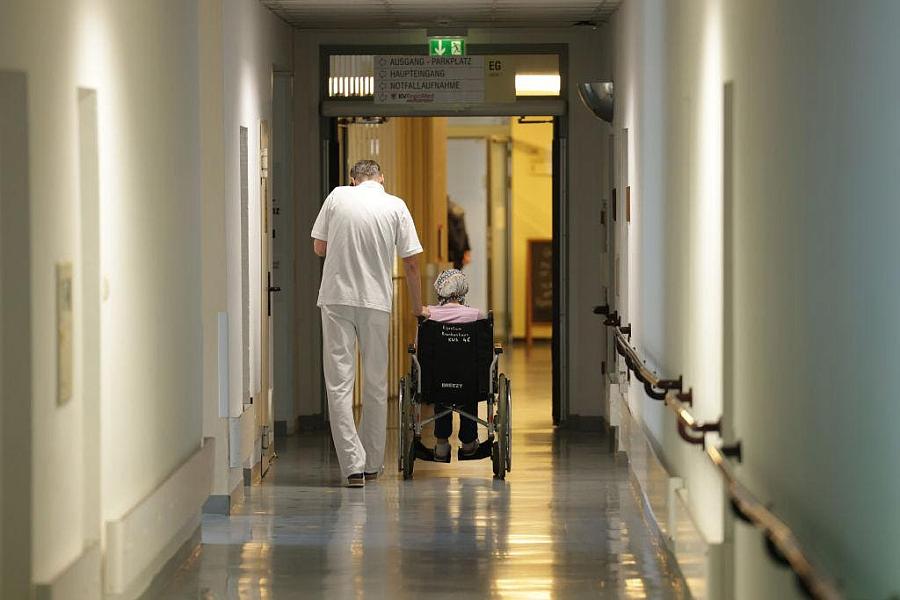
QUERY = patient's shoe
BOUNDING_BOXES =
[458,439,493,461]
[460,439,480,457]
[434,439,451,463]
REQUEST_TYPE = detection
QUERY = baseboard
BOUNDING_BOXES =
[296,413,325,431]
[611,386,720,599]
[561,414,609,432]
[105,438,214,599]
[243,457,262,486]
[203,477,244,515]
[34,541,101,600]
[202,494,230,515]
[135,523,201,600]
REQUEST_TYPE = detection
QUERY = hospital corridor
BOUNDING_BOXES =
[1,1,898,599]
[156,346,688,599]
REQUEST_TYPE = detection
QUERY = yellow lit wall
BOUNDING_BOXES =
[510,117,553,339]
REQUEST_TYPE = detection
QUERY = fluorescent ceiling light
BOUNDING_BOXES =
[515,74,561,96]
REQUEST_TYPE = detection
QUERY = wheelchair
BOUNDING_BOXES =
[398,314,512,480]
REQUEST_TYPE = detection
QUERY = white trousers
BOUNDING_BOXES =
[321,304,390,478]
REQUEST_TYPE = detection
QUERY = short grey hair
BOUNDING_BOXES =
[350,159,382,182]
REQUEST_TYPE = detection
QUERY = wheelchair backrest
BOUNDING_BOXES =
[417,317,494,406]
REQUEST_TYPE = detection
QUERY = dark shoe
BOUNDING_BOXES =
[460,440,479,456]
[414,439,437,461]
[434,440,451,463]
[347,473,365,488]
[364,471,379,481]
[458,440,493,461]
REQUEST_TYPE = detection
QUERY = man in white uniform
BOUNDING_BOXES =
[312,159,424,487]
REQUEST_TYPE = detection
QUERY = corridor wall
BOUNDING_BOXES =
[611,0,900,597]
[0,0,290,596]
[0,0,205,594]
[199,0,293,512]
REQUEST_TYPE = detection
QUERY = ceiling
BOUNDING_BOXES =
[260,0,621,29]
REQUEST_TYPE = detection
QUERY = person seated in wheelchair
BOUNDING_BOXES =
[422,269,486,462]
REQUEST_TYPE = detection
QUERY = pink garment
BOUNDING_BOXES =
[426,303,484,324]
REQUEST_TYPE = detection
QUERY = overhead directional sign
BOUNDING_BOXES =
[429,37,466,57]
[374,55,515,105]
[375,55,483,103]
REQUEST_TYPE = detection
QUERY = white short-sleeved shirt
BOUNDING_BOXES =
[311,181,423,312]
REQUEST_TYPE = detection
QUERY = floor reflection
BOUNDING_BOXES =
[155,343,689,599]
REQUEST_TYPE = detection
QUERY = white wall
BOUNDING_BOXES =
[200,0,292,499]
[221,0,292,416]
[447,138,489,311]
[0,0,205,585]
[291,27,610,422]
[1,0,290,592]
[612,0,726,559]
[0,0,292,592]
[612,0,900,597]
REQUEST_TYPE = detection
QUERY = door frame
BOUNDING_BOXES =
[317,43,569,424]
[0,70,32,599]
[258,118,275,477]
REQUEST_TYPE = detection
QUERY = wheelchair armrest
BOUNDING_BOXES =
[493,344,504,355]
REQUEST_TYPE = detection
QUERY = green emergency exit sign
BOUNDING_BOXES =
[429,37,466,57]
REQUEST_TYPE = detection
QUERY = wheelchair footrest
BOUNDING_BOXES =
[457,440,493,461]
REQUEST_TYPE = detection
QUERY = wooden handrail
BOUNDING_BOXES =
[595,305,843,600]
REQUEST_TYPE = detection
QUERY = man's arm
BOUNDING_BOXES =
[313,239,327,257]
[402,254,425,316]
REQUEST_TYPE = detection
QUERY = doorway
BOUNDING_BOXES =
[327,115,559,423]
[319,45,567,423]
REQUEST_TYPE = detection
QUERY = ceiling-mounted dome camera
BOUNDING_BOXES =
[577,81,614,123]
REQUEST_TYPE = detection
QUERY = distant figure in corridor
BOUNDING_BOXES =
[424,269,486,461]
[447,198,471,270]
[312,159,425,488]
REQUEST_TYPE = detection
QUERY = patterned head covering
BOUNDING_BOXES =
[434,269,469,305]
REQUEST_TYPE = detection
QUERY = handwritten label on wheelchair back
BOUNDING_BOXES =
[441,323,471,343]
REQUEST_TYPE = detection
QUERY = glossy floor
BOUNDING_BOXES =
[156,344,689,599]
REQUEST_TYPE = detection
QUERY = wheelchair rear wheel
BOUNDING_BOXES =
[399,377,416,480]
[493,374,512,479]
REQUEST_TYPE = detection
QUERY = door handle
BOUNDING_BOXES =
[267,272,281,316]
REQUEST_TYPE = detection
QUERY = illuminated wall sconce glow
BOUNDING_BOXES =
[515,74,561,96]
